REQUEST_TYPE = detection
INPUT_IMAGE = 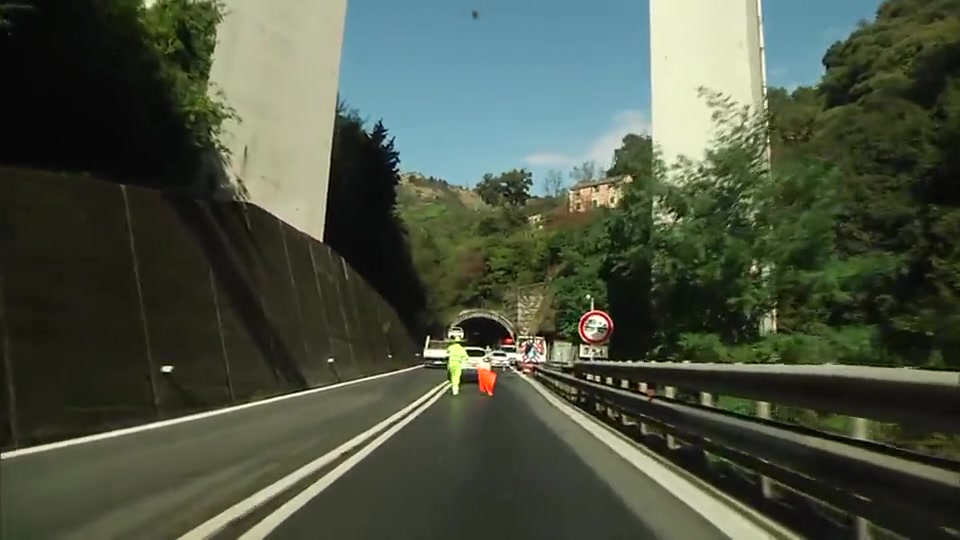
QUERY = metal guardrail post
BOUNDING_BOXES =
[699,392,714,464]
[851,417,873,540]
[620,379,637,427]
[664,385,679,449]
[756,401,777,500]
[638,382,650,435]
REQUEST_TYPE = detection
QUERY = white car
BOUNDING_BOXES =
[486,350,510,370]
[499,344,520,365]
[460,346,487,383]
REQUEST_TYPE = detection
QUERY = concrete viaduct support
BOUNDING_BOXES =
[204,0,766,240]
[207,0,348,242]
[650,0,768,168]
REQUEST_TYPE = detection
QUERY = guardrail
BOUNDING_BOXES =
[535,361,960,540]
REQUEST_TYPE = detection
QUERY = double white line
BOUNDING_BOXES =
[179,381,451,540]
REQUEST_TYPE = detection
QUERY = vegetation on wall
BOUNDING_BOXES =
[0,1,429,338]
[1,0,233,189]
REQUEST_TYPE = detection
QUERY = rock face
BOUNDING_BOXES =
[515,283,549,335]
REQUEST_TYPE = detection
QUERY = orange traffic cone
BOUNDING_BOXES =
[479,368,497,396]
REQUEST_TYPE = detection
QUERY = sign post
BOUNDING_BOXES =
[578,309,613,361]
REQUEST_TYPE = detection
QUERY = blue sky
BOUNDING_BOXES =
[338,0,882,191]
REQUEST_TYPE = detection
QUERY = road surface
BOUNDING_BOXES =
[2,368,730,540]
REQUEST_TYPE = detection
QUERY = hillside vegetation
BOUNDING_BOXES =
[396,0,959,454]
[400,0,960,376]
[397,171,561,332]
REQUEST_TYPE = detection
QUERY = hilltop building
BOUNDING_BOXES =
[567,175,632,213]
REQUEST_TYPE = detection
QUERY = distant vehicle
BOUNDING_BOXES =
[518,361,536,375]
[461,346,487,382]
[447,326,465,341]
[486,350,510,370]
[499,344,519,365]
[422,336,450,369]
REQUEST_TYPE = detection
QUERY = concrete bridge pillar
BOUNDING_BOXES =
[199,0,767,243]
[207,0,347,242]
[650,0,768,170]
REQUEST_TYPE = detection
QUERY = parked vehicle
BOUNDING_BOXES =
[499,343,519,366]
[486,350,510,370]
[461,346,487,382]
[518,361,536,375]
[422,336,450,369]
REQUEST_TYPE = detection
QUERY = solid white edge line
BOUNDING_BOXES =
[238,382,449,540]
[177,380,449,540]
[1,364,425,460]
[519,374,801,540]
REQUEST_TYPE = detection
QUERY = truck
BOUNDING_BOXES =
[421,326,466,369]
[422,336,450,368]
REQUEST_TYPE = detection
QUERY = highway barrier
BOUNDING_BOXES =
[535,361,959,540]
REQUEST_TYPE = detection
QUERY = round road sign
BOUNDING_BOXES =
[578,310,613,345]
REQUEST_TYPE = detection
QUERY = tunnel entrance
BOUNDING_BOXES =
[458,317,512,348]
[450,309,515,349]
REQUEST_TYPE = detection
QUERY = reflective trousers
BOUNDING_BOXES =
[448,362,462,395]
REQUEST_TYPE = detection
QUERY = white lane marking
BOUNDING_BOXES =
[1,365,425,460]
[178,381,449,540]
[518,374,799,540]
[238,381,449,539]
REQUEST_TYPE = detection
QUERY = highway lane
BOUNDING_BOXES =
[259,372,729,540]
[0,367,445,540]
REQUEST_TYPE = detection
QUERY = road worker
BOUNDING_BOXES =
[446,336,468,396]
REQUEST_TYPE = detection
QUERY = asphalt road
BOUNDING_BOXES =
[0,367,445,540]
[263,372,728,540]
[2,368,732,540]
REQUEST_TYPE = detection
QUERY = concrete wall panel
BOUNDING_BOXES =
[0,167,417,451]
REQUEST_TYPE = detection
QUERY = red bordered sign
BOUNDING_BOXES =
[520,338,546,362]
[578,310,614,345]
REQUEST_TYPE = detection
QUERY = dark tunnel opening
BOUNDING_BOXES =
[458,317,512,349]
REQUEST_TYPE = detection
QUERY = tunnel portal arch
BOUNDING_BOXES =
[450,309,516,343]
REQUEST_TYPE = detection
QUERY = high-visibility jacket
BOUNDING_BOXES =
[446,343,468,366]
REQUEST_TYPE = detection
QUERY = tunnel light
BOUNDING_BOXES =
[160,365,175,374]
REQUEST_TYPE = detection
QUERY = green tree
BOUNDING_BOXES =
[326,104,429,336]
[607,134,653,179]
[801,0,960,366]
[569,160,601,184]
[474,169,533,206]
[546,212,610,340]
[541,169,566,197]
[603,134,655,357]
[1,0,233,188]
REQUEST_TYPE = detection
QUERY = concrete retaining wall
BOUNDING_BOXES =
[0,168,417,450]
